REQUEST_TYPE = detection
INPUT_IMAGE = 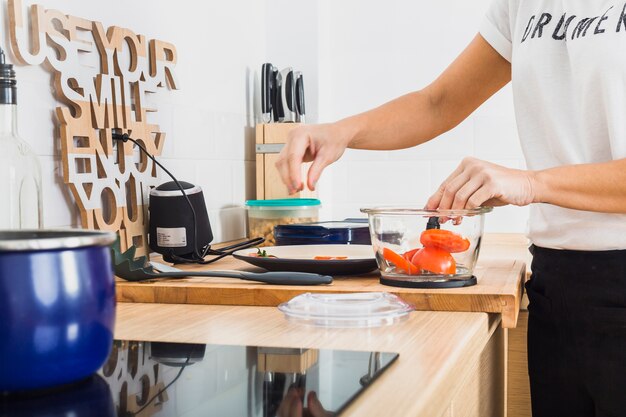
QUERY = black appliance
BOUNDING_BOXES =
[149,181,213,262]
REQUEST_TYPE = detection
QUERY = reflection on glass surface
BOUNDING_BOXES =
[1,340,398,417]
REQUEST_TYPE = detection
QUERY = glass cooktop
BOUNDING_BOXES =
[1,340,399,417]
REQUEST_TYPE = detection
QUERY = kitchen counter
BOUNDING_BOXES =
[115,302,505,417]
[116,233,530,328]
[116,234,534,417]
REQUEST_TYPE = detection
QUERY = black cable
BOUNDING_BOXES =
[126,357,190,417]
[167,236,265,265]
[112,132,264,265]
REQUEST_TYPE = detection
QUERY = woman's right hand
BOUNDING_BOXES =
[275,123,351,194]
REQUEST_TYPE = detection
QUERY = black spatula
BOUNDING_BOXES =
[111,240,332,285]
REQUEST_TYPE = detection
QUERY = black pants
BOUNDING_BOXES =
[526,246,626,417]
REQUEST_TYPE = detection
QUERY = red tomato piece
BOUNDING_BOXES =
[411,247,456,275]
[403,248,420,262]
[420,229,470,253]
[382,247,419,275]
[402,248,421,262]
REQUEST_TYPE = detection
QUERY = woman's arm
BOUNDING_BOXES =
[534,160,626,213]
[275,34,512,194]
[426,157,626,214]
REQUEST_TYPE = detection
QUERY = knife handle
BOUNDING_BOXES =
[295,73,306,123]
[285,71,295,112]
[274,69,285,121]
[279,67,296,122]
[261,63,273,123]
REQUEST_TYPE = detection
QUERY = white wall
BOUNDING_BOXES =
[2,0,528,243]
[315,0,529,233]
[1,0,266,242]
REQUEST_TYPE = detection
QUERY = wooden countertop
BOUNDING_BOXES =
[115,303,500,417]
[116,233,531,328]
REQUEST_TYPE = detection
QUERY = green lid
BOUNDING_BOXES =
[245,198,321,207]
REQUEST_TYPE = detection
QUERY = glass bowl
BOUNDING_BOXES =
[360,206,492,286]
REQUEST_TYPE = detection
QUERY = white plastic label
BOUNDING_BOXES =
[156,227,187,248]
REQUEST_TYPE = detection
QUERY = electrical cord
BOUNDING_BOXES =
[111,132,264,264]
[124,357,191,417]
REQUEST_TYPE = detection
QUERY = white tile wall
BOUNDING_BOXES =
[1,0,267,242]
[2,0,528,243]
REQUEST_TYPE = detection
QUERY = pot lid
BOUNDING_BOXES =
[278,292,414,328]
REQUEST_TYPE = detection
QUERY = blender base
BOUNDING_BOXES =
[380,275,477,289]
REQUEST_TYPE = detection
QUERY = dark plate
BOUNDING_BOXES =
[233,244,378,276]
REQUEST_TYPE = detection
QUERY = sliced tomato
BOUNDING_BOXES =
[383,247,419,275]
[403,248,420,262]
[314,256,348,260]
[420,229,470,253]
[411,247,456,275]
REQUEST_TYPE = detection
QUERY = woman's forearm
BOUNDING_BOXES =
[335,89,448,151]
[533,159,626,213]
[333,34,512,151]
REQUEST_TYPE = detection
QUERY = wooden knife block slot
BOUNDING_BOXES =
[255,123,317,200]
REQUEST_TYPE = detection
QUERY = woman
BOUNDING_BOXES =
[276,1,626,416]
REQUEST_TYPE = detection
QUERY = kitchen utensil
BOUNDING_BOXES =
[246,198,321,245]
[149,180,213,263]
[274,220,371,246]
[232,244,377,275]
[112,241,332,285]
[0,229,117,392]
[360,206,492,288]
[278,67,296,122]
[278,292,414,328]
[294,71,306,123]
[261,63,274,123]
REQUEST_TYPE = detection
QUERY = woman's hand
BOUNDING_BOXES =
[426,157,537,210]
[275,123,351,194]
[277,387,333,417]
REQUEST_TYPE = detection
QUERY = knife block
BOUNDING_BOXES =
[255,123,317,200]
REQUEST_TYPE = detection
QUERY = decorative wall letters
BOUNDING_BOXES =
[8,0,179,257]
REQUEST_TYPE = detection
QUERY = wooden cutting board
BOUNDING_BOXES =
[115,234,529,328]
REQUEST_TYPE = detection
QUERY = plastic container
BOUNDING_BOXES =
[246,199,321,245]
[278,292,414,328]
[360,206,492,288]
[274,220,371,246]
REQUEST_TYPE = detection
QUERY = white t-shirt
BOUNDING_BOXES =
[480,0,626,250]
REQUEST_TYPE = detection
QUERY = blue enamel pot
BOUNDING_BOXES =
[0,230,117,392]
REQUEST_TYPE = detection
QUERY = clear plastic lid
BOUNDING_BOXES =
[278,292,414,328]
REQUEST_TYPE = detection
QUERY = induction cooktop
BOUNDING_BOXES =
[1,340,399,417]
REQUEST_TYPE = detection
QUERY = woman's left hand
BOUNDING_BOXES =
[426,157,537,210]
